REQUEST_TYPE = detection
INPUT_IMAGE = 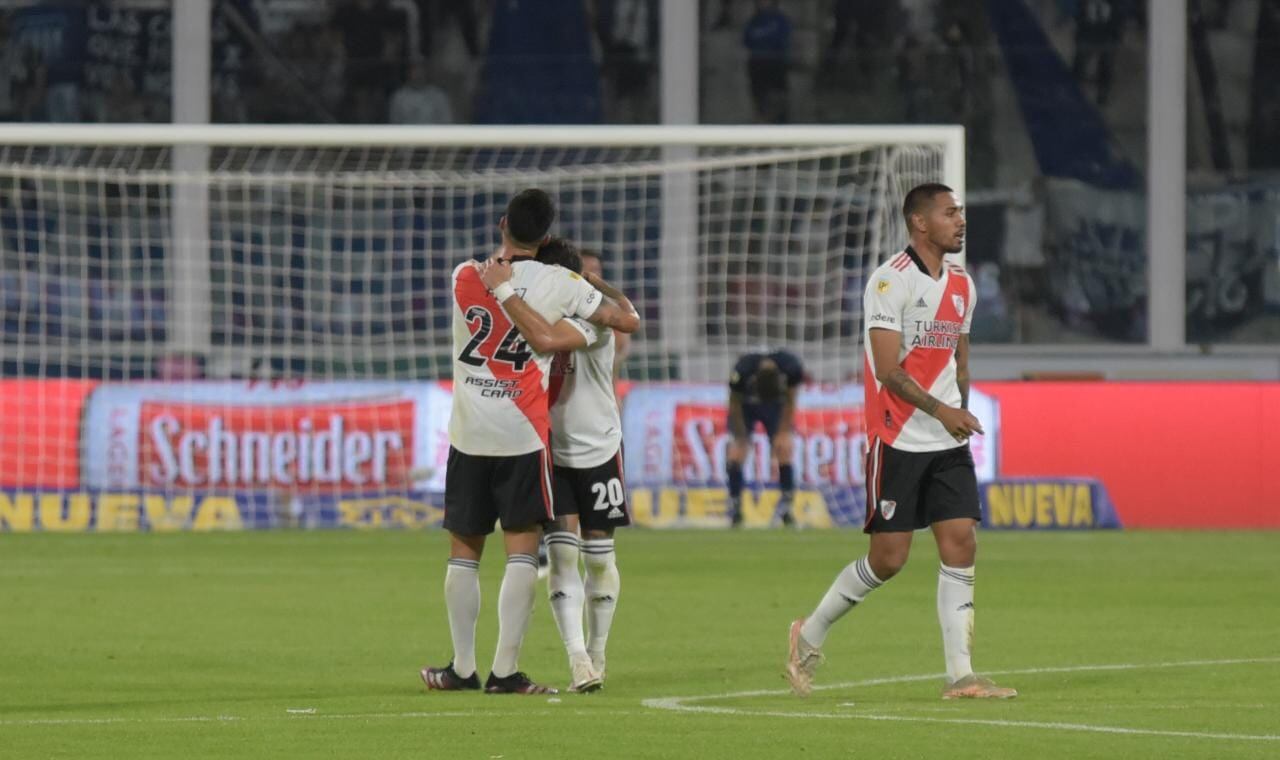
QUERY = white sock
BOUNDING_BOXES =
[546,531,588,661]
[490,553,539,678]
[937,564,976,682]
[582,538,620,661]
[800,556,883,648]
[444,558,480,678]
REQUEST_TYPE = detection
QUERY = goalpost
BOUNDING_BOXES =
[0,124,963,530]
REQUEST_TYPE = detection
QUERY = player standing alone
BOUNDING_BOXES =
[479,239,636,692]
[421,190,636,695]
[784,183,1017,700]
[725,349,805,527]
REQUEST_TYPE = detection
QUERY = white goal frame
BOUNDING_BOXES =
[0,123,964,379]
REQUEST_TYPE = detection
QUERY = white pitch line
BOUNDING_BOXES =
[847,713,1280,742]
[640,656,1280,743]
[3,657,1276,738]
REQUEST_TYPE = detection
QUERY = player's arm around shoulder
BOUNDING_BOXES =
[581,270,640,334]
[476,259,589,354]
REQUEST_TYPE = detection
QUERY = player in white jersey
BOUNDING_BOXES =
[784,183,1017,700]
[532,255,627,582]
[422,190,639,696]
[478,238,634,692]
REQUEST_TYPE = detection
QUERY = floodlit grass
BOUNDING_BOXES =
[1,529,1277,759]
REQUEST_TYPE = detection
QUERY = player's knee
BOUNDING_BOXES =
[868,545,910,579]
[727,440,748,465]
[935,521,977,566]
[939,535,977,567]
[772,436,794,462]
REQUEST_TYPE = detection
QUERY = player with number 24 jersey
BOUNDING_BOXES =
[449,260,602,458]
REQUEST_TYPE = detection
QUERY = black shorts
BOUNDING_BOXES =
[443,446,553,535]
[864,439,980,533]
[736,402,782,438]
[551,448,631,532]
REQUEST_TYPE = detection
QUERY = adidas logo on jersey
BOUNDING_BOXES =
[914,297,928,308]
[608,507,624,519]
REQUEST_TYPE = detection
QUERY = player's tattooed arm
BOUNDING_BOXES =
[870,327,983,440]
[883,367,943,416]
[955,334,971,410]
[583,271,640,334]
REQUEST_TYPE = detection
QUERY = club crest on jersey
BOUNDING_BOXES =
[952,295,964,315]
[879,499,897,520]
[877,279,891,294]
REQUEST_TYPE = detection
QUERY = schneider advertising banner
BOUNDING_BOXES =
[0,380,1120,532]
[80,382,453,493]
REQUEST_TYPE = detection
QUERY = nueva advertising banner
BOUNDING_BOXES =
[0,379,1126,532]
[620,383,1011,529]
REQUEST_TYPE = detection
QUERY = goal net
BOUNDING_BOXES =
[0,125,962,531]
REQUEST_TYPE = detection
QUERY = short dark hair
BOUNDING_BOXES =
[902,183,954,226]
[536,236,583,274]
[506,189,556,246]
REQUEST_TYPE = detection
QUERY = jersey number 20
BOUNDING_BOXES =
[591,478,625,511]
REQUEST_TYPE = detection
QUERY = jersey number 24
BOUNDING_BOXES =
[458,306,533,371]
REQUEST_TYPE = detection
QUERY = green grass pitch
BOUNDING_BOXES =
[1,529,1277,759]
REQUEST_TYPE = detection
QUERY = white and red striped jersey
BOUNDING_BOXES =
[863,247,976,452]
[449,259,602,456]
[548,320,621,468]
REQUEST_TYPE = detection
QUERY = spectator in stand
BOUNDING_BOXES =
[820,0,901,79]
[742,0,791,124]
[597,0,655,123]
[1072,0,1123,106]
[97,70,148,123]
[389,59,453,124]
[411,0,481,61]
[0,13,20,121]
[15,44,46,121]
[332,0,407,122]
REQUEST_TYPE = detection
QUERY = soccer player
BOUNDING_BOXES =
[784,183,1017,700]
[421,190,638,695]
[726,349,806,527]
[536,251,627,579]
[478,238,634,692]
